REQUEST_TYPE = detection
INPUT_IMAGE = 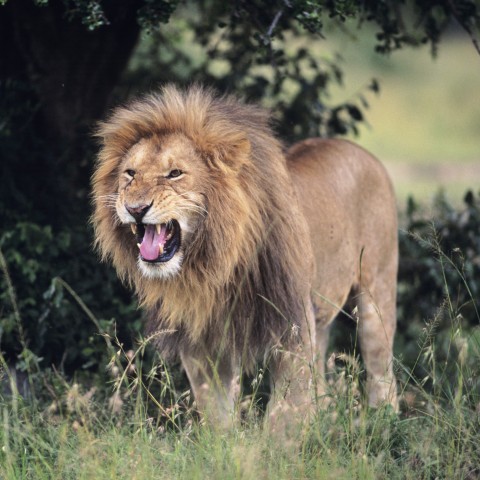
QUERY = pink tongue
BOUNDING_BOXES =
[139,225,167,261]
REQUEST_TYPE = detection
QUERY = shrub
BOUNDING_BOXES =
[397,190,480,402]
[0,221,141,386]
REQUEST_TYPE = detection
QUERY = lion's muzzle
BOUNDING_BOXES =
[125,202,152,222]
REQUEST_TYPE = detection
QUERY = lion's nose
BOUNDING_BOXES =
[125,203,152,222]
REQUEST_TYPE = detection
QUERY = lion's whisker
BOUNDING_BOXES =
[97,194,119,209]
[175,205,207,217]
[176,202,208,214]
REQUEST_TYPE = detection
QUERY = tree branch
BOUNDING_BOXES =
[447,0,480,56]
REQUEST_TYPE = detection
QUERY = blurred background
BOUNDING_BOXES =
[325,25,480,205]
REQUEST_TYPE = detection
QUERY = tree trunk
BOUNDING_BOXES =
[0,0,142,220]
[3,0,141,140]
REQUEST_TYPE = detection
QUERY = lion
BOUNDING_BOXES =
[92,85,398,431]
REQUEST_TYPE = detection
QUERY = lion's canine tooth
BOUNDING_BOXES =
[156,224,161,235]
[158,244,164,255]
[130,224,137,234]
[136,243,141,249]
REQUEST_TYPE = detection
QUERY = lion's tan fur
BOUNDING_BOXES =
[92,85,399,426]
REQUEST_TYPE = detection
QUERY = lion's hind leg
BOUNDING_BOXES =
[313,315,333,408]
[356,280,398,411]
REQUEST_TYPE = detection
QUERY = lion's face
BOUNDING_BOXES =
[116,133,207,279]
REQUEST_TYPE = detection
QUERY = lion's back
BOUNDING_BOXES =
[287,138,396,217]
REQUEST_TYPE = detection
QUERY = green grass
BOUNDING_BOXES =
[1,354,479,479]
[2,281,480,480]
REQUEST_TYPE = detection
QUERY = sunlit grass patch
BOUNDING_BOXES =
[1,350,479,479]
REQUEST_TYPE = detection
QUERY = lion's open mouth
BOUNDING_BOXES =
[130,220,181,263]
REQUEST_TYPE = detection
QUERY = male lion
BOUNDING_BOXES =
[92,85,398,430]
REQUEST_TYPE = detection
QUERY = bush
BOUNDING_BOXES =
[0,221,141,384]
[397,190,480,401]
[399,190,480,328]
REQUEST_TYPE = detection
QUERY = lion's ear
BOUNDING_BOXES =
[225,136,251,166]
[211,135,251,173]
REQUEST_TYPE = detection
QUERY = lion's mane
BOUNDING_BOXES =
[92,85,313,366]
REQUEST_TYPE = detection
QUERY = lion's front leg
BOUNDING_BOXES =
[267,307,316,438]
[180,349,240,429]
[267,345,315,439]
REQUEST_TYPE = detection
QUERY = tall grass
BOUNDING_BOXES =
[1,236,479,479]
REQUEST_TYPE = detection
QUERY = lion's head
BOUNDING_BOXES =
[92,85,312,347]
[108,132,209,280]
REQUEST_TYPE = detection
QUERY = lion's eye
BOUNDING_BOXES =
[125,169,136,177]
[167,169,183,179]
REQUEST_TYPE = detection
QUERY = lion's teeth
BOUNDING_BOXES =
[158,244,164,255]
[136,243,141,249]
[156,224,161,235]
[130,224,137,234]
